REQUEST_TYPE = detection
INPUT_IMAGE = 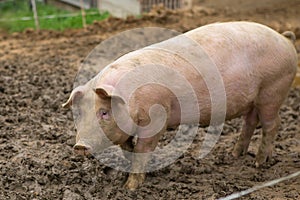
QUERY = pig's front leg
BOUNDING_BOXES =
[124,130,164,190]
[120,136,134,161]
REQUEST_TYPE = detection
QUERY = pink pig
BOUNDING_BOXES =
[63,21,297,190]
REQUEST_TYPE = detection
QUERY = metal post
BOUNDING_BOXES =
[30,0,40,30]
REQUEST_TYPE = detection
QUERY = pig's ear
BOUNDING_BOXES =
[94,88,110,99]
[94,84,114,99]
[62,90,84,108]
[94,85,125,104]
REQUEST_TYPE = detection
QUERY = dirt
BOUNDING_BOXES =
[0,0,300,199]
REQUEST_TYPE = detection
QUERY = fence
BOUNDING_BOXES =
[0,0,100,31]
[140,0,186,12]
[98,0,192,18]
[0,0,192,30]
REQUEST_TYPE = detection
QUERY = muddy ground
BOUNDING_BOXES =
[0,0,300,199]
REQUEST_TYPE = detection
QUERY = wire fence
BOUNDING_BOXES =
[0,11,99,22]
[0,0,98,30]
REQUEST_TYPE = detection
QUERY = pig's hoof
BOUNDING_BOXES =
[232,148,242,158]
[232,143,246,158]
[255,155,271,168]
[124,174,145,190]
[255,148,272,168]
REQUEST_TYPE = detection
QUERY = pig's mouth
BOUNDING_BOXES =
[73,143,92,156]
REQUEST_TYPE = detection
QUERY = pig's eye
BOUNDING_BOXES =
[97,109,110,120]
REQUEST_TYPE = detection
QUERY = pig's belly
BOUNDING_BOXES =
[167,74,258,128]
[167,97,254,128]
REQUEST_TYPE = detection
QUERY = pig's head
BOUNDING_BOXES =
[62,84,111,156]
[93,84,134,146]
[63,82,134,156]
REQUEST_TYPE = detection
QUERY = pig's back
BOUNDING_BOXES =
[185,21,297,80]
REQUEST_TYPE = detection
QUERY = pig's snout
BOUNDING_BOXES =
[73,142,92,156]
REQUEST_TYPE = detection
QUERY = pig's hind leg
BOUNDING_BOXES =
[233,107,259,158]
[255,104,281,168]
[254,76,292,167]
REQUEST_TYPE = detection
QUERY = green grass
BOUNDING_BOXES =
[0,0,109,33]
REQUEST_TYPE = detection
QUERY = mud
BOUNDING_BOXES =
[0,0,299,199]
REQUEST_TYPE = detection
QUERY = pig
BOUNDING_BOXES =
[63,21,297,190]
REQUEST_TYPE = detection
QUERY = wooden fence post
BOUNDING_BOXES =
[31,0,40,30]
[80,0,87,29]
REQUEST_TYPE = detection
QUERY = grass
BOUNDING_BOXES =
[0,0,109,33]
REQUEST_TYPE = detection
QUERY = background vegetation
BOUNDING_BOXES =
[0,0,109,32]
